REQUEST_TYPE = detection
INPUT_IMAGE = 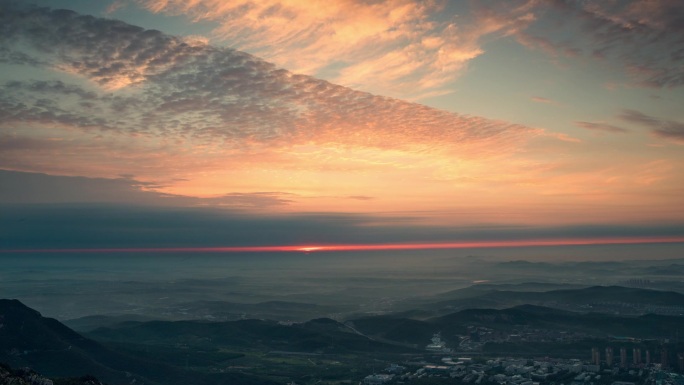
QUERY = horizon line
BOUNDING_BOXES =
[2,236,684,254]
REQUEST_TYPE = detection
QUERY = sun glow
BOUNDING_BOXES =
[298,246,324,252]
[4,236,684,254]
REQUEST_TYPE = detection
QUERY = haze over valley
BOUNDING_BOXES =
[2,1,684,384]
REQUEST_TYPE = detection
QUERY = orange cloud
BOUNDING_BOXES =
[4,4,684,227]
[137,0,538,98]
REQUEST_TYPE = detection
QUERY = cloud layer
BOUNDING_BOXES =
[1,2,683,231]
[130,0,684,97]
[0,3,538,184]
[2,199,683,250]
[133,0,537,98]
[619,109,684,142]
[574,121,629,134]
[517,0,684,88]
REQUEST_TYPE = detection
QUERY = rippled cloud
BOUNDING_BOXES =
[0,3,539,183]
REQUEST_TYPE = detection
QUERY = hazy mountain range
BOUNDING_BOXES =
[3,283,684,384]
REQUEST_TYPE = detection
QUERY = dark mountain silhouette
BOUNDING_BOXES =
[644,263,684,275]
[63,314,156,333]
[416,285,684,315]
[64,300,342,333]
[88,316,414,355]
[0,299,277,385]
[0,362,106,385]
[352,303,684,347]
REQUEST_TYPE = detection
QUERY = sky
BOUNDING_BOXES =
[1,0,684,253]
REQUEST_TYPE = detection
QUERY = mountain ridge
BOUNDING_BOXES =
[0,299,278,385]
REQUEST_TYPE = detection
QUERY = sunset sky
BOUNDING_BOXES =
[1,0,683,251]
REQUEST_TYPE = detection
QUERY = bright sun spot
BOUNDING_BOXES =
[298,246,323,252]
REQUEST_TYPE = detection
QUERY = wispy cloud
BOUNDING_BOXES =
[574,121,629,134]
[346,196,374,201]
[131,0,537,98]
[527,0,684,88]
[124,0,684,96]
[515,32,582,58]
[531,96,559,106]
[618,109,684,143]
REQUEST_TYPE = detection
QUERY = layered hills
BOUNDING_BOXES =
[3,284,684,384]
[0,299,276,385]
[397,285,684,317]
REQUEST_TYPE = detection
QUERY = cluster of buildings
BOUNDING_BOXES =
[583,302,684,317]
[362,356,684,385]
[358,334,684,385]
[591,347,684,371]
[456,325,589,352]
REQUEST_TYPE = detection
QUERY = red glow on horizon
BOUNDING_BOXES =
[2,236,684,254]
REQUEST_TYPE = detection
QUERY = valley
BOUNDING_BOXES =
[2,252,684,385]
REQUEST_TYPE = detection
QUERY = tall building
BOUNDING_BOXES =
[620,348,628,368]
[606,347,614,366]
[661,348,668,369]
[633,348,641,365]
[592,347,600,365]
[646,350,651,364]
[678,353,684,373]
